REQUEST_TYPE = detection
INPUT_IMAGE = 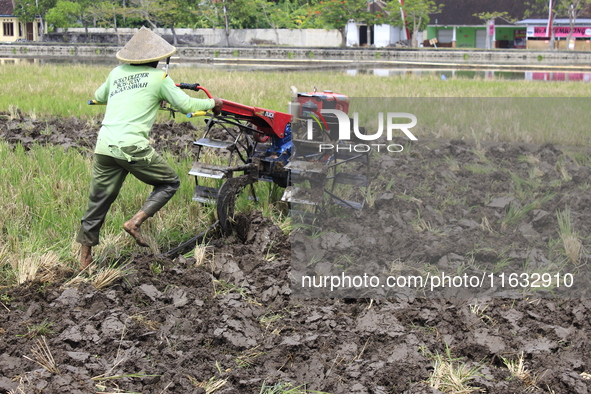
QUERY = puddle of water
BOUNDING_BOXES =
[347,68,591,82]
[2,56,590,82]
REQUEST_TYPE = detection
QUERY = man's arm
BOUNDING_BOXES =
[94,80,110,104]
[160,76,217,114]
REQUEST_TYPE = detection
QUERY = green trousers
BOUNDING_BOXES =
[76,150,180,246]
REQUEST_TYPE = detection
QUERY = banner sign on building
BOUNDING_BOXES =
[488,20,495,37]
[514,29,526,48]
[528,26,591,38]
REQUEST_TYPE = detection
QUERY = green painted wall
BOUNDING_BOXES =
[496,27,516,41]
[426,26,437,40]
[427,26,525,48]
[456,27,477,48]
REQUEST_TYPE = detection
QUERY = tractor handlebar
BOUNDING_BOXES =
[87,84,214,118]
[176,83,213,99]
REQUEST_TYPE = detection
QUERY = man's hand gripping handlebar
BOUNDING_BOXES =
[176,83,223,117]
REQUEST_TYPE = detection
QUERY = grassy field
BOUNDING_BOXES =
[1,63,590,285]
[3,63,591,117]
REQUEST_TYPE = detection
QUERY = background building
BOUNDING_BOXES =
[425,0,528,49]
[0,0,45,42]
[345,0,409,47]
[426,0,591,50]
[517,17,591,50]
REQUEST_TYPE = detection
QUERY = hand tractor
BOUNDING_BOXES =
[176,83,371,236]
[91,83,371,238]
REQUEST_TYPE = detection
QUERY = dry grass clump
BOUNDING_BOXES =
[503,352,529,379]
[480,216,494,233]
[194,243,215,267]
[23,336,60,374]
[555,158,572,182]
[93,266,127,290]
[502,352,545,392]
[64,263,129,291]
[13,251,62,285]
[186,375,228,393]
[519,154,540,166]
[562,234,583,264]
[235,345,266,368]
[212,278,262,306]
[469,303,495,325]
[129,314,161,330]
[556,208,583,264]
[425,345,483,393]
[428,359,483,393]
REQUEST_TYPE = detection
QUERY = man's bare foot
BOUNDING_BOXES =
[124,210,150,247]
[80,245,93,270]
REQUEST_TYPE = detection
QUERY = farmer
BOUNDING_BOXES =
[77,26,223,269]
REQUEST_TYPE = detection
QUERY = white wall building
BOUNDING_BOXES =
[346,20,408,47]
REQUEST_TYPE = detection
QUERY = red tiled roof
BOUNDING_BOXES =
[0,0,15,16]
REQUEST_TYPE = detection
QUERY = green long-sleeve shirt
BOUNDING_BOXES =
[94,64,214,160]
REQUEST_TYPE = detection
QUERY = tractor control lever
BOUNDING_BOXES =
[187,111,208,118]
[176,83,213,98]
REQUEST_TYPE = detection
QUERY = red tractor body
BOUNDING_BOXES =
[297,90,350,118]
[219,99,292,140]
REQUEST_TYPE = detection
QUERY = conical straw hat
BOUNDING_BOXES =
[116,26,176,64]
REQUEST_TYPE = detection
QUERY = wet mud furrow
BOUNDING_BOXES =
[1,115,591,393]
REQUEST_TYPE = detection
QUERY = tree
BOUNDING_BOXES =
[86,1,135,44]
[557,0,591,50]
[473,11,514,49]
[524,0,556,49]
[45,0,82,31]
[68,0,94,33]
[314,0,376,46]
[128,0,161,29]
[257,0,293,43]
[524,0,551,18]
[473,11,514,22]
[152,0,193,45]
[275,0,322,28]
[383,0,442,48]
[529,0,591,50]
[14,0,57,41]
[288,4,324,28]
[226,0,281,28]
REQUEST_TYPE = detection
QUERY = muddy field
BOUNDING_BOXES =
[1,115,591,393]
